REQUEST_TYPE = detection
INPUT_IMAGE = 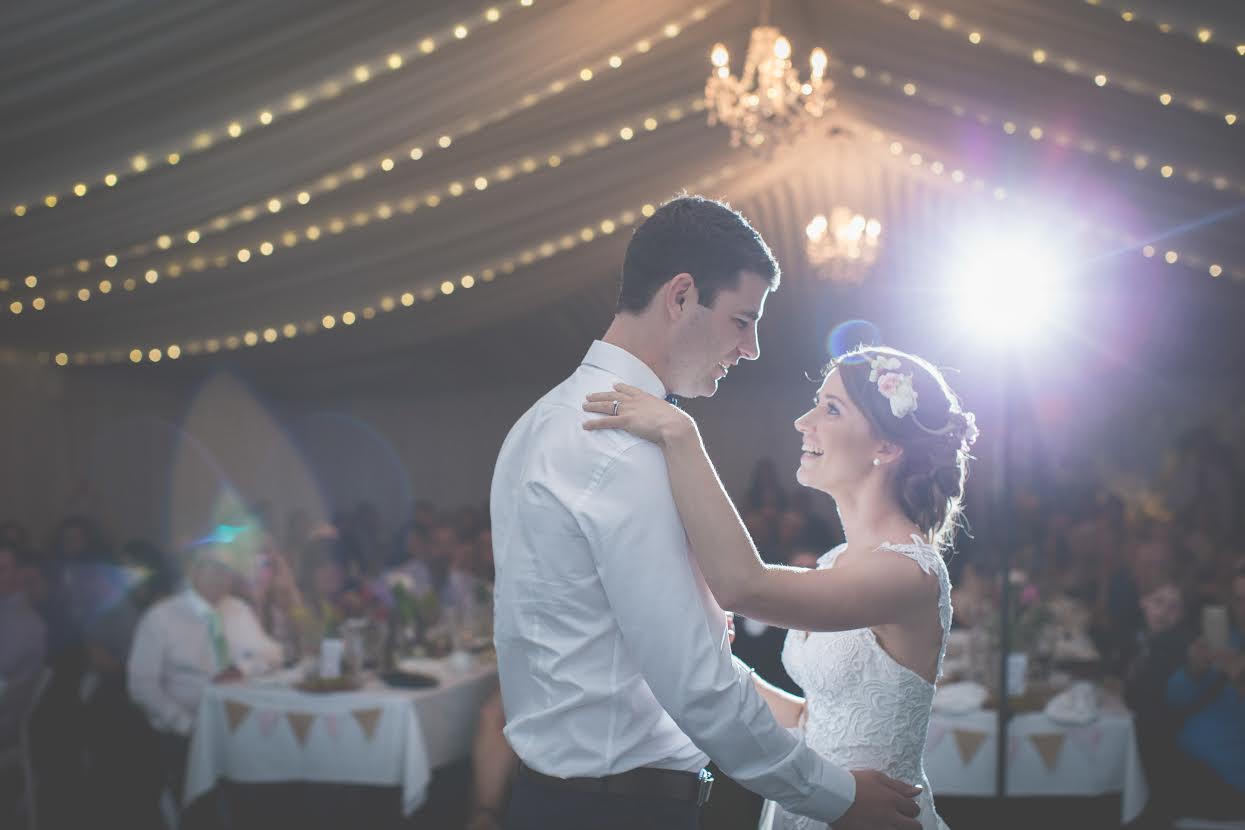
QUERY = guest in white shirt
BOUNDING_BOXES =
[491,196,921,830]
[127,536,280,802]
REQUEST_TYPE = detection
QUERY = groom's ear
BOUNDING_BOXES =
[665,273,695,318]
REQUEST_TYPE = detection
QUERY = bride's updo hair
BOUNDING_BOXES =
[827,346,978,551]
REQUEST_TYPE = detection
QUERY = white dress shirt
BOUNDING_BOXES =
[490,341,855,823]
[127,588,280,736]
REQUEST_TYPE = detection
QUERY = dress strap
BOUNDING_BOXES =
[875,537,954,675]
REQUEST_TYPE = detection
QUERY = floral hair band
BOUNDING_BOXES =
[867,355,919,419]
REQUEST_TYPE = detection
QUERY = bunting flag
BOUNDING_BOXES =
[287,712,315,747]
[1029,733,1066,772]
[324,713,340,741]
[224,700,252,733]
[952,729,988,765]
[352,707,383,741]
[257,709,280,738]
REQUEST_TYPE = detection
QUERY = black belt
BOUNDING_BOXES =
[517,763,714,806]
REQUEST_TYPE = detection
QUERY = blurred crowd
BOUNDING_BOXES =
[0,499,495,829]
[2,423,1243,828]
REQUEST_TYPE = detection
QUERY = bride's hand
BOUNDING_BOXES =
[582,383,696,446]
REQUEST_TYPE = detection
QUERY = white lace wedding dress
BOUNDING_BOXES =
[758,537,952,830]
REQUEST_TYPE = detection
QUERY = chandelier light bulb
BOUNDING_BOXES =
[810,48,827,79]
[705,23,834,151]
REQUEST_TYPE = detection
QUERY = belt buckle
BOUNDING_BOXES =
[697,769,714,806]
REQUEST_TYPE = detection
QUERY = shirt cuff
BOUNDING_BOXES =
[796,760,857,823]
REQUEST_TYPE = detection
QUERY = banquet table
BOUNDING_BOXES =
[184,654,498,815]
[923,695,1148,824]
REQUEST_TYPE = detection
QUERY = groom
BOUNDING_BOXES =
[490,196,922,830]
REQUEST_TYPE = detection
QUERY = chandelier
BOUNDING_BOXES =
[705,11,834,150]
[805,208,882,283]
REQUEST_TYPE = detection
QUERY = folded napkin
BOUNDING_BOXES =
[932,681,988,715]
[1044,681,1099,725]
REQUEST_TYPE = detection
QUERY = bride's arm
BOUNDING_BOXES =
[657,424,936,633]
[583,384,937,632]
[752,672,805,728]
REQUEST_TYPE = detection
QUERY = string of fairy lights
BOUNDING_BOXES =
[1080,0,1245,57]
[30,164,741,368]
[1,95,706,317]
[858,125,1243,283]
[870,0,1241,126]
[831,56,1245,200]
[1,3,722,295]
[6,0,544,221]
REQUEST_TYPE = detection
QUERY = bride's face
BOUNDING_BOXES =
[794,370,881,494]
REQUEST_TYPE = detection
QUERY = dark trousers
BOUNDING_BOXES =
[503,772,701,830]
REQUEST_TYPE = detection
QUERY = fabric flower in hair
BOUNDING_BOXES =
[876,371,919,418]
[867,355,901,383]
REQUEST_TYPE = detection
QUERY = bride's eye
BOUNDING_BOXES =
[826,404,839,415]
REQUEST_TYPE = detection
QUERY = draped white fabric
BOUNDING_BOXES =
[2,1,1243,541]
[1,0,1242,370]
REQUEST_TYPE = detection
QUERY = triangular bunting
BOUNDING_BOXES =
[224,700,252,733]
[324,713,340,741]
[287,712,315,747]
[1029,733,1065,773]
[352,707,383,741]
[952,729,988,765]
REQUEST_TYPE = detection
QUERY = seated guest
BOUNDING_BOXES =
[1123,579,1196,829]
[1164,565,1245,816]
[388,517,472,610]
[127,537,278,800]
[246,539,307,663]
[0,541,47,744]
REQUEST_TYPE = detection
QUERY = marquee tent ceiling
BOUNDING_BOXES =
[2,0,1243,389]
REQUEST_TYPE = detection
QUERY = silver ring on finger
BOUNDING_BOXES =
[611,400,620,416]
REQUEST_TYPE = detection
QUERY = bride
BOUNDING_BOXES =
[583,345,977,830]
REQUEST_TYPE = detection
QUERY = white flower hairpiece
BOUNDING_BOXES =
[867,355,919,419]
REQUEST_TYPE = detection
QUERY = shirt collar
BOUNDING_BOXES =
[581,340,667,399]
[183,586,217,617]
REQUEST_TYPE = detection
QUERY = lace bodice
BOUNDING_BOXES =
[761,536,952,830]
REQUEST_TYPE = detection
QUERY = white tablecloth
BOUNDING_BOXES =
[924,702,1148,823]
[184,656,498,815]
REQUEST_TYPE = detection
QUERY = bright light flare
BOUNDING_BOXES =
[949,234,1070,340]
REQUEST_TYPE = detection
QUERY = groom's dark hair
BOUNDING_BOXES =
[618,194,779,313]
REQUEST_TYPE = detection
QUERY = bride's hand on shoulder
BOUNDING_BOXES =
[582,383,696,446]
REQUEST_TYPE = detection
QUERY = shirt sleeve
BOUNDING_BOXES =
[127,607,195,735]
[575,440,855,823]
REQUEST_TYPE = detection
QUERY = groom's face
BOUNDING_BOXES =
[667,270,769,398]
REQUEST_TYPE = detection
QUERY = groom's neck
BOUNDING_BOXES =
[602,314,672,390]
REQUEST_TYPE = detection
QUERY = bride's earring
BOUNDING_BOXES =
[872,458,881,466]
